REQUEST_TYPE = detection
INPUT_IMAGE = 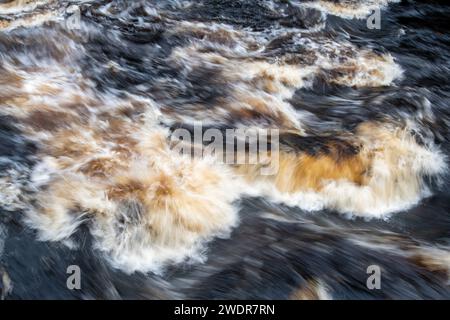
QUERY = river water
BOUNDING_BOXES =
[0,0,449,299]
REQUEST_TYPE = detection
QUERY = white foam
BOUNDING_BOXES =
[297,0,400,19]
[0,0,51,15]
[241,124,446,219]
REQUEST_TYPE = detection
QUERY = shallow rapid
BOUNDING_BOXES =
[0,0,449,299]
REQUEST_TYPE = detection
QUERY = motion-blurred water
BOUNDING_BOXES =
[0,0,449,299]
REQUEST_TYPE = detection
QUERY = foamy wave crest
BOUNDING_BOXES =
[25,123,240,274]
[0,0,66,31]
[298,0,400,19]
[239,122,446,218]
[165,33,402,129]
[0,0,52,15]
[291,35,403,87]
[0,40,242,273]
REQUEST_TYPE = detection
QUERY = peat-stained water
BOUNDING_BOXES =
[0,0,449,299]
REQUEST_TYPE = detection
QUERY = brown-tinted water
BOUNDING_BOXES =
[0,0,449,299]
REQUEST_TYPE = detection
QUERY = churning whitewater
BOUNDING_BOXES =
[0,0,449,299]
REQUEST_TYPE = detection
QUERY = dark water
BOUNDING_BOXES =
[0,0,449,299]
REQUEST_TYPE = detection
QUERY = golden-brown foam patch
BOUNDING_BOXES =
[237,122,445,216]
[237,135,368,193]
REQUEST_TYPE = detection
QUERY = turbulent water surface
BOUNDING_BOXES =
[0,0,449,299]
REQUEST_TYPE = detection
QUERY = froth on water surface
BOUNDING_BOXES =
[0,0,449,299]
